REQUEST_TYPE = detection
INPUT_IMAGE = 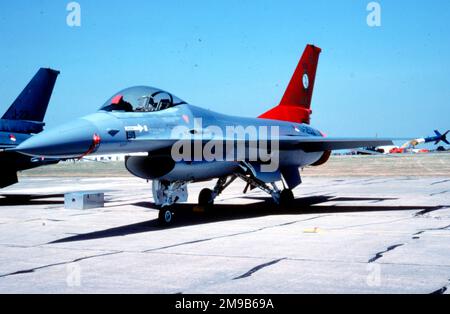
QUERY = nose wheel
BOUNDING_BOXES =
[158,208,174,226]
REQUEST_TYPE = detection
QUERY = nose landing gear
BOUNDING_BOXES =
[152,180,188,226]
[158,208,174,226]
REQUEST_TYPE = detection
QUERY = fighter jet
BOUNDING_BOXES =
[13,45,392,224]
[0,68,60,188]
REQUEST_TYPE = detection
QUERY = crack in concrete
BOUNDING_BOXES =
[1,244,33,249]
[24,218,64,223]
[233,258,287,280]
[361,179,396,186]
[412,224,450,240]
[0,251,121,279]
[431,224,450,231]
[430,190,450,197]
[143,215,325,253]
[330,217,412,231]
[430,279,450,295]
[334,178,379,186]
[69,213,96,217]
[368,244,404,263]
[415,206,449,217]
[431,180,450,186]
[431,286,447,294]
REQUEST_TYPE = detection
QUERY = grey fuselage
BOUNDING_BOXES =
[17,103,325,182]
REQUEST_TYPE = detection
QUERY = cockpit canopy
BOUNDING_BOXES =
[99,86,187,113]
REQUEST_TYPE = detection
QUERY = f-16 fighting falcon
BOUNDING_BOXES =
[0,68,60,188]
[12,45,392,225]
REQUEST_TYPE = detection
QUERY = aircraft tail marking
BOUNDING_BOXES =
[259,44,321,124]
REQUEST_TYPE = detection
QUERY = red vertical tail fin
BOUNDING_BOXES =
[259,44,321,124]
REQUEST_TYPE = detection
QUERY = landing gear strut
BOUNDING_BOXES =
[235,172,281,204]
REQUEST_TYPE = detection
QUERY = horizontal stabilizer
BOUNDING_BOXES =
[0,119,45,134]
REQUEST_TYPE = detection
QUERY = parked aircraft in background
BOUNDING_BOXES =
[0,68,60,188]
[402,130,449,148]
[364,130,449,154]
[13,45,392,225]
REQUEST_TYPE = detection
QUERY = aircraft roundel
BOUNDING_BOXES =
[302,73,309,90]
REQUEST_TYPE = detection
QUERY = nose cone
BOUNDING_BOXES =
[15,119,100,158]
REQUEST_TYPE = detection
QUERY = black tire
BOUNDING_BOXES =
[198,188,214,207]
[158,208,174,226]
[279,189,294,206]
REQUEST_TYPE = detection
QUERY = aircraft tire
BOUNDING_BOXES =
[198,188,214,207]
[158,208,174,226]
[279,189,294,206]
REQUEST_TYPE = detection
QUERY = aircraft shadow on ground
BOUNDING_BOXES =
[0,194,64,206]
[49,195,445,244]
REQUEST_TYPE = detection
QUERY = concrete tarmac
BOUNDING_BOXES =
[0,175,449,294]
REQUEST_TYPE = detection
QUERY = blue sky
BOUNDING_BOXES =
[0,0,449,141]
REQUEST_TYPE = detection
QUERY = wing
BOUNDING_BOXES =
[130,135,393,153]
[283,137,393,152]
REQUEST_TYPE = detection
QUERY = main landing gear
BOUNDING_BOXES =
[198,188,214,207]
[279,188,295,206]
[152,171,297,226]
[234,172,294,206]
[198,176,237,208]
[199,165,296,211]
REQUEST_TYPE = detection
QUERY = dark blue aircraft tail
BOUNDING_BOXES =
[2,68,60,122]
[434,130,449,145]
[0,68,60,188]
